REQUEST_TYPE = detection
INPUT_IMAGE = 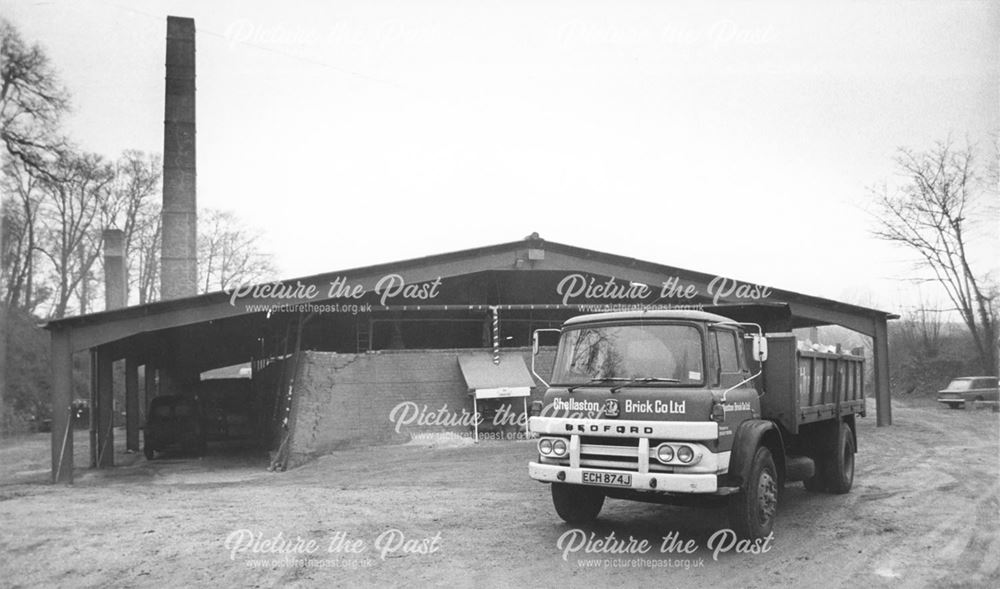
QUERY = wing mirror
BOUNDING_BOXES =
[751,333,768,363]
[531,329,561,387]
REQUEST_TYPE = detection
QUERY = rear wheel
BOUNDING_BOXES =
[728,446,778,539]
[822,422,855,494]
[551,483,604,524]
[144,445,154,460]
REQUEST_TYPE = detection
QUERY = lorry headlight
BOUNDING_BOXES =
[676,445,694,463]
[656,444,674,463]
[551,439,567,457]
[538,439,553,456]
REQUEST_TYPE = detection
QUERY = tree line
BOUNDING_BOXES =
[1,18,274,321]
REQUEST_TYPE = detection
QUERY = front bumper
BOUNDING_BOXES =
[936,397,964,405]
[529,461,721,493]
[527,416,729,494]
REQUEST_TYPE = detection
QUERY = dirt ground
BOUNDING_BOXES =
[1,397,997,589]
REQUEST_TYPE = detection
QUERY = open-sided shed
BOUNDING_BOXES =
[45,235,897,482]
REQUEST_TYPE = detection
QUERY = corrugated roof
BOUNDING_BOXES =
[45,236,897,330]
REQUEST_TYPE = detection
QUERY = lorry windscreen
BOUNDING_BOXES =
[552,323,704,386]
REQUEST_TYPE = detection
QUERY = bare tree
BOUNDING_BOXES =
[898,298,945,360]
[102,150,162,304]
[198,208,276,294]
[133,205,161,305]
[0,18,68,172]
[1,158,49,313]
[35,151,114,318]
[871,140,998,375]
[1,18,68,433]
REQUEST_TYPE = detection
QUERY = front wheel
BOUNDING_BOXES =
[728,446,778,540]
[551,483,604,524]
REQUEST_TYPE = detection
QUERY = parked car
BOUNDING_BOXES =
[144,395,206,459]
[197,378,256,442]
[936,376,999,409]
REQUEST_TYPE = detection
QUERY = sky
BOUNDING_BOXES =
[2,0,998,314]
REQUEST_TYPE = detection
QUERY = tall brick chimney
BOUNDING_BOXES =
[160,16,197,299]
[103,229,126,310]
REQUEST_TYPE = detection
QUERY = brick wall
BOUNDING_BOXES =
[286,346,557,465]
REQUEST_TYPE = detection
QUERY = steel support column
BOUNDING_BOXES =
[50,330,74,484]
[873,316,892,426]
[93,346,114,467]
[125,358,140,452]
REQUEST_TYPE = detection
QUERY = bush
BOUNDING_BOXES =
[889,321,980,396]
[2,305,50,435]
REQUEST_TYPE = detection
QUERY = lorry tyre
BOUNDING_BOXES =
[728,446,778,540]
[822,422,855,494]
[551,483,604,523]
[729,446,778,539]
[144,446,154,460]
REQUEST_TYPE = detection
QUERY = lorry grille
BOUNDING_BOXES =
[541,436,676,473]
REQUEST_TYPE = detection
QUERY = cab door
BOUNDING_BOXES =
[710,327,761,415]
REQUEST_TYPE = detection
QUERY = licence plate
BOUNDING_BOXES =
[582,471,632,487]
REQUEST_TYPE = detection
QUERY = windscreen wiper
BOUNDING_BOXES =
[610,377,680,393]
[567,377,631,393]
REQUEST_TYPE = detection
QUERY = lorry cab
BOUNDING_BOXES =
[530,311,762,493]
